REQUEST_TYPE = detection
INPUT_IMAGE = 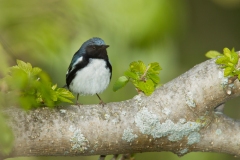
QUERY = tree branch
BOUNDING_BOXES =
[1,59,240,159]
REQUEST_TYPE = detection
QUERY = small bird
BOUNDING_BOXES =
[66,37,112,105]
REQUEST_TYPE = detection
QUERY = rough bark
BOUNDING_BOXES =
[1,59,240,159]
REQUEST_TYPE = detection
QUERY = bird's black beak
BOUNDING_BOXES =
[101,45,109,49]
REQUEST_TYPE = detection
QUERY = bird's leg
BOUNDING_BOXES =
[76,94,82,106]
[96,93,105,106]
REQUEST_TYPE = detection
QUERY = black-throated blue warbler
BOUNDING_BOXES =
[66,37,112,105]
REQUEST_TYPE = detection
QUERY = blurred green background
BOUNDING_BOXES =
[1,0,240,159]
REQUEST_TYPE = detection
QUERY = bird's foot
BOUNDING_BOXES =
[99,100,105,106]
[96,93,105,106]
[75,101,83,107]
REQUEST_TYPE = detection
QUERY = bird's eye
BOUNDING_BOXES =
[92,46,96,49]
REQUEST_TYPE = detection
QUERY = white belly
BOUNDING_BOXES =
[69,59,111,95]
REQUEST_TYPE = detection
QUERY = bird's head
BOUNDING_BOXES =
[68,37,109,70]
[79,37,109,59]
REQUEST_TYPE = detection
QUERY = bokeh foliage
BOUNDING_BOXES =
[1,0,240,160]
[1,60,74,110]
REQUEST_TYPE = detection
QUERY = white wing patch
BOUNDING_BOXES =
[73,56,83,67]
[70,56,83,72]
[67,56,83,75]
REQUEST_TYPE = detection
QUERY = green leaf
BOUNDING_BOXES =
[19,95,39,110]
[9,68,28,90]
[56,88,74,99]
[113,76,129,92]
[205,51,222,58]
[113,61,161,96]
[124,70,139,79]
[32,67,42,76]
[224,67,234,76]
[137,79,155,96]
[130,61,146,74]
[50,90,58,102]
[52,84,57,90]
[54,88,74,104]
[148,62,161,74]
[57,96,74,104]
[226,62,234,67]
[38,71,51,84]
[216,56,229,65]
[234,70,240,75]
[148,73,160,84]
[223,48,231,58]
[16,59,32,74]
[230,51,238,65]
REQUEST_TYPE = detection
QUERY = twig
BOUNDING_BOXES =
[98,155,106,160]
[140,65,150,81]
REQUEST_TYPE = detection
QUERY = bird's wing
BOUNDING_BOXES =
[69,49,85,68]
[106,60,112,80]
[66,55,89,87]
[66,48,84,77]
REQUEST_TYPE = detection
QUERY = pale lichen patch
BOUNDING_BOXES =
[64,151,69,155]
[133,94,143,105]
[215,129,222,135]
[162,108,171,115]
[185,91,196,107]
[179,118,186,124]
[60,109,66,114]
[121,111,127,116]
[122,128,138,142]
[187,132,200,145]
[69,125,89,152]
[104,114,110,120]
[218,70,228,86]
[218,70,224,79]
[134,94,142,102]
[179,148,188,155]
[111,118,119,124]
[135,107,201,142]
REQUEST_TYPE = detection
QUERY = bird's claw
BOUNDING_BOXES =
[75,101,83,107]
[99,100,105,106]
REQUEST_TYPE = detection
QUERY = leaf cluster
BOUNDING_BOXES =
[206,48,240,79]
[113,61,161,96]
[0,60,74,110]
